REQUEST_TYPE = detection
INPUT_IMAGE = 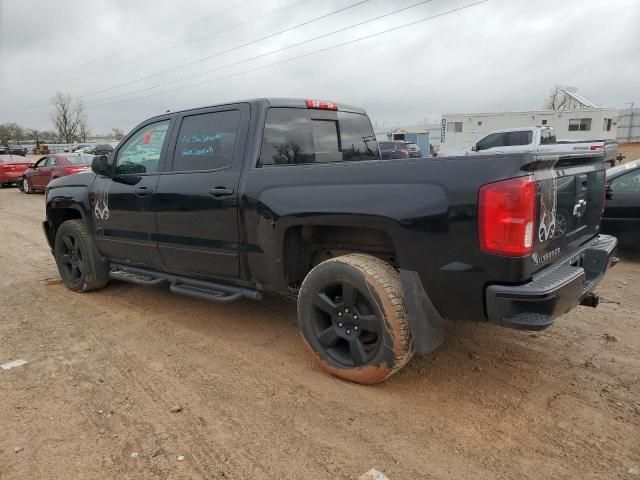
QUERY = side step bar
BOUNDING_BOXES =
[109,264,261,303]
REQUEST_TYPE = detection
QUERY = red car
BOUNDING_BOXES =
[0,155,31,188]
[21,153,94,193]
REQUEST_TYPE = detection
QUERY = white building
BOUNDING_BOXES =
[441,107,618,149]
[441,92,618,149]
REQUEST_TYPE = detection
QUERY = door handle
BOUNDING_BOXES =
[209,187,234,197]
[134,186,152,197]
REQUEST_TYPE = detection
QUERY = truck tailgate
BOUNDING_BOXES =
[531,152,606,269]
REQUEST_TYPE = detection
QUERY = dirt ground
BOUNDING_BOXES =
[620,142,640,163]
[0,188,638,480]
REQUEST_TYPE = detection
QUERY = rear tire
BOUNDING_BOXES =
[54,219,109,292]
[297,253,414,384]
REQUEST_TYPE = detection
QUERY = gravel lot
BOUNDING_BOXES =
[0,187,638,480]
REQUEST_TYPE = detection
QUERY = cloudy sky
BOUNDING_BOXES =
[0,0,638,134]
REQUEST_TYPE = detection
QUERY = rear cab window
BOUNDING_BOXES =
[260,108,379,166]
[173,110,241,171]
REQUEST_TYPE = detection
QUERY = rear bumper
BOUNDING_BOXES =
[0,171,24,183]
[485,234,618,330]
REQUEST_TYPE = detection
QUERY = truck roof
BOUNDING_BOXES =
[482,126,553,134]
[147,98,367,122]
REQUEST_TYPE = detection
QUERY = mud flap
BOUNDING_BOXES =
[399,270,445,355]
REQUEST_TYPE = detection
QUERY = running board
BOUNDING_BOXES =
[109,264,261,302]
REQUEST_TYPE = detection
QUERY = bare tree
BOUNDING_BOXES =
[111,127,125,141]
[0,123,25,144]
[78,118,90,143]
[51,92,86,143]
[544,85,578,110]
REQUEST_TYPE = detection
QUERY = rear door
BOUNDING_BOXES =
[153,104,249,279]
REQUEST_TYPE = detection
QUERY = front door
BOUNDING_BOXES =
[604,167,640,231]
[32,156,54,189]
[153,104,249,279]
[91,118,172,267]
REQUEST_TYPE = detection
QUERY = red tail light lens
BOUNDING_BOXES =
[305,99,338,110]
[478,176,537,256]
[590,145,604,150]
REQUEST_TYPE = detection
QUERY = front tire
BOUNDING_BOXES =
[297,254,414,384]
[54,219,109,292]
[22,177,33,194]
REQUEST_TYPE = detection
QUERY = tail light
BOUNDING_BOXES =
[306,99,338,111]
[64,166,87,175]
[478,176,537,256]
[590,145,604,150]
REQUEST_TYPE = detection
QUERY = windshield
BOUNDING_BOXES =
[608,161,639,177]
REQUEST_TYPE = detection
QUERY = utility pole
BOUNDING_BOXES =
[628,102,635,143]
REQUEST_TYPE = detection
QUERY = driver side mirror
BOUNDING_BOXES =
[28,163,36,168]
[91,155,111,177]
[471,145,478,152]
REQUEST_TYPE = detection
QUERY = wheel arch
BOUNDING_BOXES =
[281,222,398,290]
[45,205,86,249]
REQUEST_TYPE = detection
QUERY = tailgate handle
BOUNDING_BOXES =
[576,174,588,193]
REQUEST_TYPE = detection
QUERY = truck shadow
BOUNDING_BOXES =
[102,279,555,398]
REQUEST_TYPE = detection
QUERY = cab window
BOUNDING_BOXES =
[260,108,379,165]
[476,133,505,150]
[173,110,240,172]
[115,120,170,175]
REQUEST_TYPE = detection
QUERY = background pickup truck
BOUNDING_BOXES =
[43,98,618,384]
[441,126,621,167]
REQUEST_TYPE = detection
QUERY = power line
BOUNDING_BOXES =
[0,0,255,93]
[85,0,436,106]
[76,0,371,100]
[88,1,488,110]
[71,0,313,86]
[0,0,371,115]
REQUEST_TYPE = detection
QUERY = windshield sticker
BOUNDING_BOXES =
[93,177,111,221]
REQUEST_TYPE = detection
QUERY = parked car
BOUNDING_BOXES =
[43,98,617,384]
[0,145,27,156]
[92,144,114,156]
[379,141,421,159]
[71,145,89,152]
[440,126,620,167]
[0,154,31,188]
[379,141,408,159]
[602,160,640,247]
[20,153,94,193]
[401,141,422,158]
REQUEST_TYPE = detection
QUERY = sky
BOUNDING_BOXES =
[0,0,638,134]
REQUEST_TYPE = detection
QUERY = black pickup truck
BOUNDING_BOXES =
[43,98,618,384]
